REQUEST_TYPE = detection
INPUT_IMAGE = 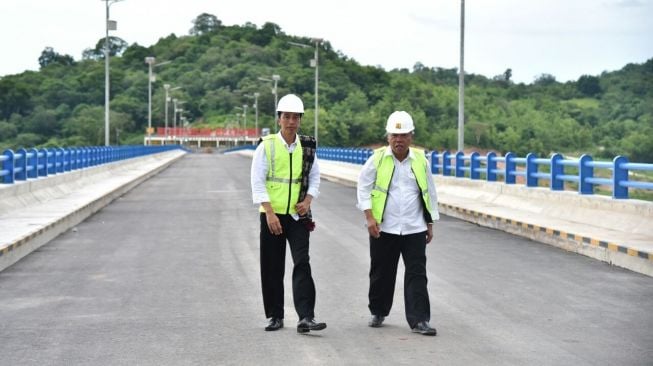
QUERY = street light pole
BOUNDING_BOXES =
[312,38,322,145]
[172,99,185,140]
[258,74,281,132]
[172,98,178,135]
[103,0,124,146]
[253,92,259,137]
[164,84,170,140]
[164,85,182,141]
[272,74,280,132]
[242,104,248,136]
[289,38,322,144]
[145,57,171,145]
[145,57,155,145]
[458,0,465,152]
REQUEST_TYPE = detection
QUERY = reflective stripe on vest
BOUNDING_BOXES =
[260,135,303,214]
[370,147,434,224]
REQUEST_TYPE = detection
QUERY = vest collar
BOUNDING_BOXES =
[276,132,299,148]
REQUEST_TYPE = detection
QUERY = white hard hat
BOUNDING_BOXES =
[385,111,415,134]
[276,94,304,114]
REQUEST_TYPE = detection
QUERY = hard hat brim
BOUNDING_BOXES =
[386,127,415,134]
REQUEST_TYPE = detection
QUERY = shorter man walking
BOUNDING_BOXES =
[357,111,439,336]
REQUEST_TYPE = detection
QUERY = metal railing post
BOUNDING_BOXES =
[455,151,465,177]
[526,153,538,187]
[550,153,563,190]
[579,154,593,194]
[613,155,629,199]
[16,148,28,181]
[2,149,15,184]
[470,151,480,179]
[504,152,515,184]
[487,152,497,181]
[431,151,439,174]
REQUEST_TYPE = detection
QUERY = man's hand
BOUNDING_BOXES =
[261,202,282,235]
[365,212,381,239]
[266,211,282,235]
[426,224,434,244]
[295,196,312,217]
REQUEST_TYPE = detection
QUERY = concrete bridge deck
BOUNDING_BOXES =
[0,152,651,365]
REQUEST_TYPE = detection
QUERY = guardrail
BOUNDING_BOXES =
[1,145,184,184]
[316,147,653,199]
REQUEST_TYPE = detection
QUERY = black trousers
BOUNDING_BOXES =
[368,231,431,328]
[260,213,316,320]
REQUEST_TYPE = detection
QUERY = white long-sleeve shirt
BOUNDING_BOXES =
[357,146,439,235]
[250,133,320,220]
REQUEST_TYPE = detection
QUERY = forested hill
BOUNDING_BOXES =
[0,13,651,162]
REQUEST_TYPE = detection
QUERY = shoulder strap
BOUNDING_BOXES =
[298,135,316,163]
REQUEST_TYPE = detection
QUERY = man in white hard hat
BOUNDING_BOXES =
[356,110,439,336]
[250,93,327,333]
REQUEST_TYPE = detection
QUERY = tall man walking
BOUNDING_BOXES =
[250,94,327,333]
[357,110,439,336]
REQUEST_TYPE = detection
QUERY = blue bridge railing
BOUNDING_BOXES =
[316,147,653,199]
[1,145,184,185]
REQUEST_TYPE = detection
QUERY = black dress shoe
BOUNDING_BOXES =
[297,317,327,333]
[411,321,437,336]
[368,315,385,328]
[265,317,283,331]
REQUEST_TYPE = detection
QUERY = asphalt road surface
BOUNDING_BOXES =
[1,153,651,366]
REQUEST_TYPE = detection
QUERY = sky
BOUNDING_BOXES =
[0,0,651,84]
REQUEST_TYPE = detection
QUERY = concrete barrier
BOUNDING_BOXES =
[317,159,653,277]
[0,150,186,272]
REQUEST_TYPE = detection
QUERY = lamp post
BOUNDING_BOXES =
[164,84,170,141]
[102,0,125,146]
[289,38,322,145]
[164,85,182,141]
[458,0,465,152]
[245,93,260,136]
[145,57,171,145]
[253,92,259,136]
[258,74,280,132]
[242,104,248,136]
[173,100,185,136]
[172,98,177,136]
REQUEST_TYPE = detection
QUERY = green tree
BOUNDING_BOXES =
[13,133,46,148]
[0,77,33,119]
[190,13,222,35]
[577,75,602,97]
[82,36,128,60]
[38,47,75,68]
[0,121,18,141]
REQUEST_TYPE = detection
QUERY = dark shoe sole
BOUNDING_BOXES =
[368,322,384,328]
[297,323,327,333]
[411,328,437,336]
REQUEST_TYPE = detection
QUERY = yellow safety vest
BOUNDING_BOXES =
[370,147,434,224]
[260,135,303,214]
